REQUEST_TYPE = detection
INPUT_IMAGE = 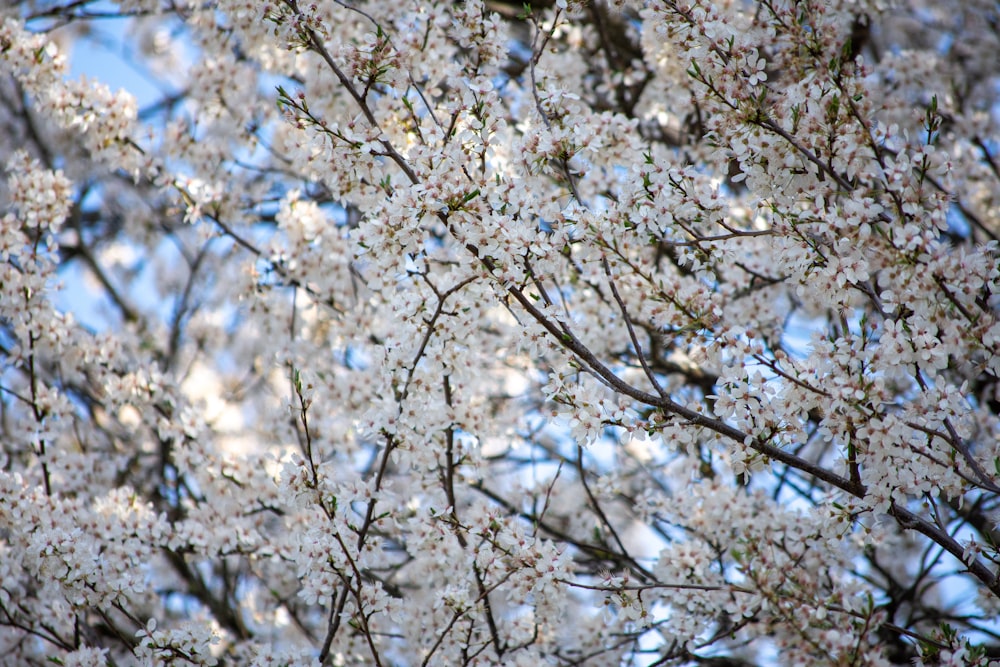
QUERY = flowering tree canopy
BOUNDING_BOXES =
[1,0,999,664]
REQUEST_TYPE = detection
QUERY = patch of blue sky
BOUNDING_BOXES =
[781,309,828,361]
[947,202,973,239]
[24,2,181,108]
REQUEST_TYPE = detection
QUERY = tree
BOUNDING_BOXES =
[1,0,998,664]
